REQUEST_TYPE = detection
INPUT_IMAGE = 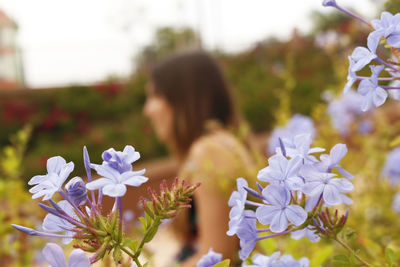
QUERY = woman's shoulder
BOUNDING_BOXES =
[180,129,255,192]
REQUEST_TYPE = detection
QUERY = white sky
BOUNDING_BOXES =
[0,0,380,88]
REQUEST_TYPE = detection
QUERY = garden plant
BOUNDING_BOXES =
[8,0,400,266]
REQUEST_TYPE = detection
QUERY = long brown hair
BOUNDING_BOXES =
[151,51,239,157]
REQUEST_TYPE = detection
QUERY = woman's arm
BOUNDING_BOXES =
[179,134,242,266]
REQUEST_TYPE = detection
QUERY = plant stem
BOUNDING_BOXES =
[121,247,142,267]
[334,237,373,267]
[134,219,161,258]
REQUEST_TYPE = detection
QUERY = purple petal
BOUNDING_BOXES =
[123,176,148,187]
[28,175,47,185]
[336,165,354,179]
[367,30,383,53]
[102,183,126,197]
[323,184,341,205]
[86,178,112,190]
[263,185,290,206]
[330,178,354,192]
[270,211,288,233]
[67,249,90,267]
[47,156,67,174]
[285,205,307,226]
[256,205,281,225]
[42,243,67,267]
[330,144,347,165]
[373,87,388,107]
[305,194,321,212]
[93,164,120,182]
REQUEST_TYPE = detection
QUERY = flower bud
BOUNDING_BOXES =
[65,177,87,206]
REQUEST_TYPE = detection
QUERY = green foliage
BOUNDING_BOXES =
[0,126,44,266]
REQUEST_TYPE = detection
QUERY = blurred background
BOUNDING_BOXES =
[0,0,384,179]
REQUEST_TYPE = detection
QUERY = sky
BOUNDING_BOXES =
[0,0,380,88]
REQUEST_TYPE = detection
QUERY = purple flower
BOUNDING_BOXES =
[344,57,358,93]
[368,12,400,53]
[65,177,87,206]
[197,248,222,267]
[257,155,303,190]
[300,166,354,210]
[256,185,307,233]
[349,47,376,72]
[327,90,368,136]
[243,252,281,267]
[42,243,90,267]
[227,178,248,236]
[290,226,320,243]
[274,254,310,267]
[381,147,400,185]
[243,251,310,267]
[101,145,140,173]
[322,0,337,7]
[316,144,353,179]
[357,65,387,111]
[42,200,78,244]
[87,164,148,197]
[392,193,400,214]
[268,114,316,154]
[28,156,74,200]
[281,134,324,163]
[237,210,258,260]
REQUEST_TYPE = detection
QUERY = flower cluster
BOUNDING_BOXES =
[327,90,373,136]
[381,146,400,186]
[12,145,198,267]
[198,249,310,267]
[227,133,354,260]
[325,0,400,111]
[267,114,316,154]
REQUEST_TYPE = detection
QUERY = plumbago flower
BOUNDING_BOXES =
[227,133,354,261]
[41,243,90,267]
[243,251,310,267]
[327,90,373,136]
[87,145,148,198]
[267,114,316,154]
[197,248,223,267]
[325,0,400,111]
[381,146,400,186]
[12,146,199,267]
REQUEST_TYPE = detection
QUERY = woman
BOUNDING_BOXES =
[143,51,255,266]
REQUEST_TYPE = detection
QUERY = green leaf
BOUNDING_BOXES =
[213,259,230,267]
[385,248,396,266]
[143,223,160,243]
[139,217,147,230]
[123,239,138,253]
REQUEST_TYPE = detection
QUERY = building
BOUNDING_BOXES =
[0,9,24,90]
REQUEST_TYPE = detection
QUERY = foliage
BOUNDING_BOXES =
[0,126,44,266]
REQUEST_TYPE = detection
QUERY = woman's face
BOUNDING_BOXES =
[143,82,174,144]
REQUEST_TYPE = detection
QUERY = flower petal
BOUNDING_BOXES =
[285,205,307,226]
[42,243,67,267]
[86,178,112,191]
[255,205,281,225]
[102,183,126,197]
[68,249,91,267]
[47,156,67,174]
[270,211,288,233]
[323,184,341,205]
